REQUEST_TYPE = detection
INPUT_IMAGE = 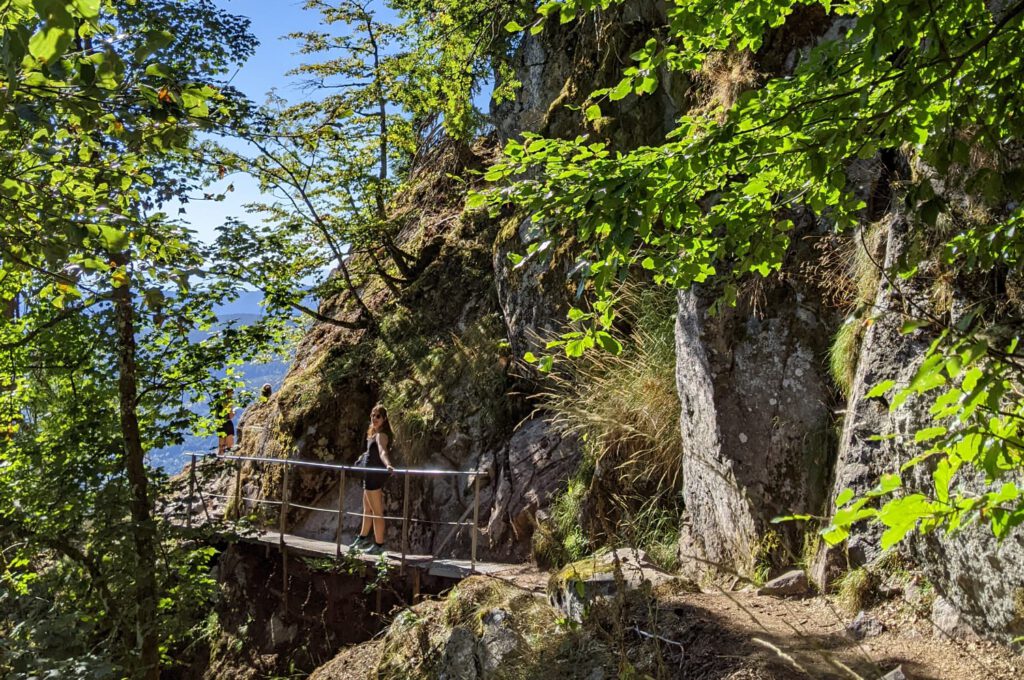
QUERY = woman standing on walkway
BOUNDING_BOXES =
[216,389,235,455]
[354,404,394,554]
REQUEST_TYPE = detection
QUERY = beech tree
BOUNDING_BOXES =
[0,1,275,676]
[213,0,529,321]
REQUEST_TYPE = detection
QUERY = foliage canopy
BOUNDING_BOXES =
[484,0,1024,547]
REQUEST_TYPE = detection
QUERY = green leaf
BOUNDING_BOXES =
[504,20,524,32]
[69,0,100,19]
[608,78,632,102]
[594,331,622,354]
[900,319,929,334]
[771,514,813,523]
[636,75,658,95]
[98,225,129,252]
[28,22,74,65]
[835,488,855,508]
[920,199,941,227]
[914,426,947,443]
[865,379,896,399]
[585,104,602,121]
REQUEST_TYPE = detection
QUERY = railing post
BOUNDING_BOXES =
[280,462,289,599]
[335,468,346,559]
[280,462,289,545]
[471,472,480,572]
[401,473,411,569]
[232,455,243,520]
[186,452,195,530]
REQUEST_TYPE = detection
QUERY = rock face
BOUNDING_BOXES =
[675,280,834,580]
[484,417,580,560]
[815,213,1024,642]
[492,1,686,148]
[812,214,933,581]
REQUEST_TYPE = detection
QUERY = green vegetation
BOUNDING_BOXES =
[533,286,682,571]
[0,2,278,677]
[827,223,886,397]
[486,0,1024,552]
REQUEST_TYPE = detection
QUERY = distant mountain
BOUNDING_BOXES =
[147,291,293,473]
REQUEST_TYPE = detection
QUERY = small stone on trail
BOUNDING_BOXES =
[930,595,975,639]
[755,569,809,597]
[847,610,885,640]
[880,665,908,680]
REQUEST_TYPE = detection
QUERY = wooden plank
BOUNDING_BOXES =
[245,531,512,579]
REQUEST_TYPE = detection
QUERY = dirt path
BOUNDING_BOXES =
[483,564,1021,679]
[310,561,1021,679]
[661,589,1020,679]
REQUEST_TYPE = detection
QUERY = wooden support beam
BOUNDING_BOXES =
[471,474,480,571]
[401,474,411,570]
[335,468,346,559]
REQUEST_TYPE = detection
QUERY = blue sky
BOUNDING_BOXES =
[174,1,493,246]
[173,0,400,243]
[170,0,314,244]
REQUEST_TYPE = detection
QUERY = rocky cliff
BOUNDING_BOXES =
[208,0,1024,651]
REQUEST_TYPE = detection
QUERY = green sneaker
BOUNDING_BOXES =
[350,535,371,551]
[364,542,386,556]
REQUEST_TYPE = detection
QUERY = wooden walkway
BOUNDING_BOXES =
[251,530,514,580]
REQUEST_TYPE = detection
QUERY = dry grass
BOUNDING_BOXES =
[535,284,683,570]
[835,567,876,613]
[695,50,759,119]
[539,286,682,492]
[817,222,886,397]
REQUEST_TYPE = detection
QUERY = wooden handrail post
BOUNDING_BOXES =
[186,452,195,530]
[471,473,480,571]
[401,473,411,569]
[335,468,346,559]
[232,455,243,520]
[280,462,290,546]
[280,462,289,600]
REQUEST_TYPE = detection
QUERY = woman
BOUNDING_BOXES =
[354,404,395,554]
[216,389,235,455]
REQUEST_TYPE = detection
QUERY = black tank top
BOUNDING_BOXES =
[365,437,383,469]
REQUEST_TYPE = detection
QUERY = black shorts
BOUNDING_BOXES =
[363,472,387,491]
[220,420,235,437]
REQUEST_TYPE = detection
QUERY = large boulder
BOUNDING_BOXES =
[674,278,834,581]
[547,548,674,622]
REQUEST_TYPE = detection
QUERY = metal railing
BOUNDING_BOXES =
[183,451,485,570]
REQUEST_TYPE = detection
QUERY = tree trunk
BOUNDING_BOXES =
[111,255,160,679]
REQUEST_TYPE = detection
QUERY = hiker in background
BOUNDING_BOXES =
[237,383,274,445]
[216,389,235,455]
[353,404,395,555]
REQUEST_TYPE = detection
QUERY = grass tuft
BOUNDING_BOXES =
[835,567,876,613]
[536,284,684,571]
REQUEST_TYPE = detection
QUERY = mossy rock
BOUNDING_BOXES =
[547,549,674,623]
[377,577,579,680]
